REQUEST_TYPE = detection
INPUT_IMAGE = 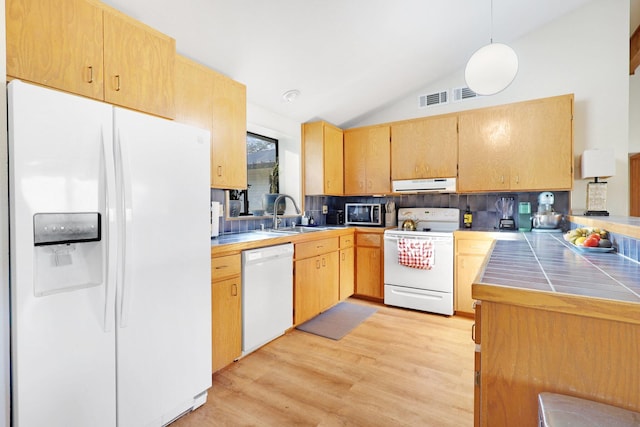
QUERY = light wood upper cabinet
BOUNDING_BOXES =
[174,55,214,130]
[6,0,105,100]
[303,121,344,196]
[174,55,247,189]
[458,94,573,192]
[344,125,391,195]
[211,71,247,189]
[103,8,176,119]
[7,0,177,119]
[391,115,458,180]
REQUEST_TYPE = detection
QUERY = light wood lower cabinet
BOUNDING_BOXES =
[294,237,340,325]
[454,235,493,315]
[354,231,384,299]
[211,253,241,373]
[475,295,640,427]
[339,234,355,300]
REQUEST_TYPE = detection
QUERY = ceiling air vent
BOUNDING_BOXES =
[418,90,448,108]
[452,86,480,102]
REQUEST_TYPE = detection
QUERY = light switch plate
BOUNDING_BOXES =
[322,205,328,214]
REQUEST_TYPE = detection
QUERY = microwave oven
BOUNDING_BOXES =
[345,203,384,226]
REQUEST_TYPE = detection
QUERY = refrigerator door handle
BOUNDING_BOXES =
[115,130,134,329]
[102,127,118,333]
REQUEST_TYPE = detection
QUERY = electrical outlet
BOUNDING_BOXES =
[322,205,328,214]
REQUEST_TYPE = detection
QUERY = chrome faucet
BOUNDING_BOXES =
[272,194,301,229]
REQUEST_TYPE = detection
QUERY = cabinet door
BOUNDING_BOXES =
[211,276,241,373]
[324,125,344,195]
[356,246,382,298]
[174,55,214,131]
[294,257,322,325]
[344,128,368,195]
[103,8,176,119]
[366,126,391,194]
[344,126,391,195]
[318,252,340,312]
[339,247,355,300]
[509,95,573,190]
[6,0,104,100]
[456,254,488,315]
[211,72,247,189]
[458,108,511,192]
[455,239,492,315]
[391,116,458,180]
[303,122,325,195]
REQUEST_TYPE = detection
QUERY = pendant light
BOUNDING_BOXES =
[465,0,518,96]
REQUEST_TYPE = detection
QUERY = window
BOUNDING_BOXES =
[246,132,278,214]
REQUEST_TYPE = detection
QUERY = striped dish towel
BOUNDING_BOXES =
[397,238,434,270]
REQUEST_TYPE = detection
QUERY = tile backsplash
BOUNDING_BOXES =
[306,191,570,231]
[212,189,571,235]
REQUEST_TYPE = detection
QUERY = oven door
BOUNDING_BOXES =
[383,233,454,293]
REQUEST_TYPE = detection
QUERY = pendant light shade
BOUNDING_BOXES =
[464,0,518,96]
[465,43,518,95]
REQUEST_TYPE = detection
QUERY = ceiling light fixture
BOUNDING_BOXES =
[282,89,300,103]
[464,0,518,96]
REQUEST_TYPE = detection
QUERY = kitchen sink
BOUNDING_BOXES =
[271,226,329,234]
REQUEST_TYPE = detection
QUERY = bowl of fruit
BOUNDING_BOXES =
[564,228,614,252]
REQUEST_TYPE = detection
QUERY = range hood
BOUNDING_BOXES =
[392,178,457,194]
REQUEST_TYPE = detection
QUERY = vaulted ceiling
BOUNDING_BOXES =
[104,0,606,128]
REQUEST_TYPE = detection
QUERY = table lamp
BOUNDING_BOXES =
[581,148,615,216]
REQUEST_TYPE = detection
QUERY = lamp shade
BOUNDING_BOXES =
[581,149,615,179]
[465,43,518,96]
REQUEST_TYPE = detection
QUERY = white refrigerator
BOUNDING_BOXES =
[8,80,212,427]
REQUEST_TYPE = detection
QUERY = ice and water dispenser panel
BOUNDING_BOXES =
[33,212,103,296]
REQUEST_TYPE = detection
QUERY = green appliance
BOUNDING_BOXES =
[518,202,532,231]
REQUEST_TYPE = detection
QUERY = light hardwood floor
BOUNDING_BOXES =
[173,298,475,427]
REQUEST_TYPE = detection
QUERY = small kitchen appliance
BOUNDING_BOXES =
[518,202,532,231]
[385,201,397,227]
[532,192,563,232]
[345,203,384,226]
[326,210,345,225]
[495,196,516,230]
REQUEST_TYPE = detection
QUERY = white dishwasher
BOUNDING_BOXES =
[242,243,294,355]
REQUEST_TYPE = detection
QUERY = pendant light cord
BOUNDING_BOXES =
[490,0,494,44]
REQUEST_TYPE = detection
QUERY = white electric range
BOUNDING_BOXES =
[383,207,460,315]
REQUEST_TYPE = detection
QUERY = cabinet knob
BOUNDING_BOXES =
[87,66,94,84]
[114,75,121,92]
[316,260,321,269]
[231,283,238,296]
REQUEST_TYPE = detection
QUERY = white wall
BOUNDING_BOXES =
[246,102,302,209]
[352,0,630,216]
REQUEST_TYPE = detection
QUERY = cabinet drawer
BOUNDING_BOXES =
[340,234,355,248]
[211,254,241,281]
[457,239,493,255]
[295,237,339,259]
[356,233,382,247]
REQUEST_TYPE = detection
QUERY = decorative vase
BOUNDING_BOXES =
[229,200,242,217]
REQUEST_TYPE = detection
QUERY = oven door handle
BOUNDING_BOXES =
[384,235,452,243]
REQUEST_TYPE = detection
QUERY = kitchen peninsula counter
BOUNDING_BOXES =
[471,231,640,427]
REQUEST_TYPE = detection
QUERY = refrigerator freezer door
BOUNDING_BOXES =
[113,108,212,426]
[8,81,117,427]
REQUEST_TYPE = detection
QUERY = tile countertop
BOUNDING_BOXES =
[479,232,640,303]
[472,231,640,326]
